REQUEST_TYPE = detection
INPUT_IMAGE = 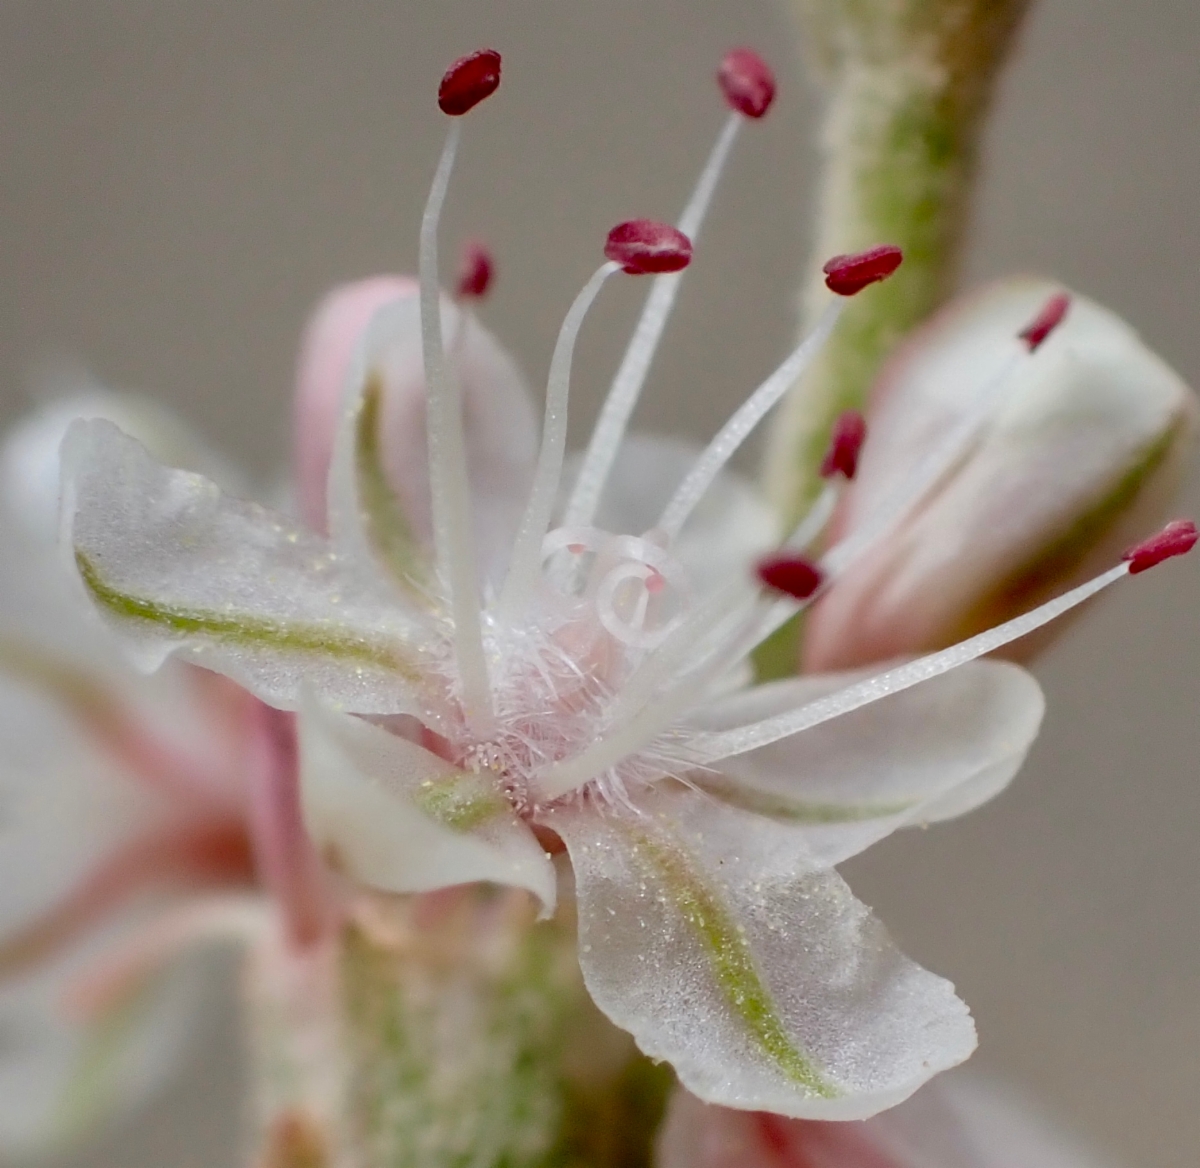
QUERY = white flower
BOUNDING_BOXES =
[0,384,325,1151]
[57,46,1195,1124]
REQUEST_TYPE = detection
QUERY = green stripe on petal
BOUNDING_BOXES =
[412,771,510,832]
[76,549,418,680]
[626,823,838,1099]
[355,373,430,592]
[692,772,916,825]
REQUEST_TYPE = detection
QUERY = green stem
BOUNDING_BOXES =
[763,0,1034,525]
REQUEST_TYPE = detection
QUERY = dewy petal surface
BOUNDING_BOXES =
[683,659,1043,866]
[548,785,975,1120]
[298,699,556,912]
[806,278,1197,670]
[62,419,432,714]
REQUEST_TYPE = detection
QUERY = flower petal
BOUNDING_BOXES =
[303,282,539,584]
[0,924,209,1153]
[807,278,1197,670]
[564,433,780,601]
[684,659,1043,866]
[298,699,556,913]
[657,1072,1112,1168]
[61,418,432,714]
[547,786,974,1119]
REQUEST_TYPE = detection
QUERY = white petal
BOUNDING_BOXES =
[564,433,780,601]
[298,699,555,913]
[684,659,1043,865]
[658,1072,1114,1168]
[334,294,538,587]
[0,925,209,1153]
[547,786,974,1120]
[1,383,246,548]
[62,418,433,714]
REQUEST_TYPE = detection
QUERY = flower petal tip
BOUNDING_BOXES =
[822,246,903,296]
[1123,519,1198,574]
[757,554,823,599]
[604,220,693,275]
[438,49,502,116]
[718,48,776,119]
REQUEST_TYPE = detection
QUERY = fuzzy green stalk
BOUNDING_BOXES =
[337,889,669,1168]
[763,0,1034,526]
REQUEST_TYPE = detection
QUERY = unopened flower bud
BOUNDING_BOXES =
[804,278,1197,672]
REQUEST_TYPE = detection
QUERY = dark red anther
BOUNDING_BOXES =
[718,48,776,119]
[756,554,824,600]
[1122,519,1198,574]
[820,410,867,480]
[1018,292,1071,352]
[823,245,903,296]
[456,241,494,299]
[604,220,693,275]
[438,49,502,116]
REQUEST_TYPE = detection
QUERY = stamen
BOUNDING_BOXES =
[456,240,494,299]
[1123,518,1198,572]
[498,259,623,616]
[1019,291,1070,351]
[688,534,1196,765]
[657,300,845,539]
[603,220,693,274]
[823,245,904,296]
[756,554,823,599]
[820,409,867,480]
[566,48,771,529]
[717,48,776,119]
[438,48,502,116]
[421,68,496,731]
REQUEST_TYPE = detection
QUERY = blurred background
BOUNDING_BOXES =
[0,1,1197,1165]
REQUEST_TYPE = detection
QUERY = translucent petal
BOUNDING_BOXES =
[658,1072,1112,1168]
[547,786,974,1119]
[683,659,1043,865]
[298,699,556,913]
[62,419,433,715]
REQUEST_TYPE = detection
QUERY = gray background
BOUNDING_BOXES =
[1,2,1197,1165]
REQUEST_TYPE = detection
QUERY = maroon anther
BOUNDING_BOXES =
[438,49,502,116]
[1018,292,1071,352]
[718,48,776,119]
[1122,519,1198,574]
[820,410,867,480]
[456,241,494,299]
[756,554,824,600]
[823,245,903,296]
[604,220,693,275]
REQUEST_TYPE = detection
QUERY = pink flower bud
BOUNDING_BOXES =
[293,276,418,532]
[291,277,537,576]
[804,278,1197,672]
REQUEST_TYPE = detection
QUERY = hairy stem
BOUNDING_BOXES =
[763,0,1034,525]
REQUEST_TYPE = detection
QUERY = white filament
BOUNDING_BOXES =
[786,481,838,551]
[563,113,743,530]
[419,121,493,731]
[499,261,620,616]
[689,562,1131,764]
[658,300,844,539]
